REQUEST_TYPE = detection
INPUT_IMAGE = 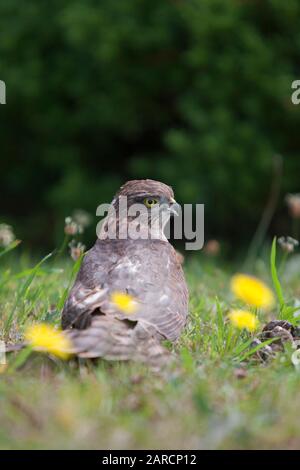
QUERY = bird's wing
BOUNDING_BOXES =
[61,243,114,329]
[61,284,108,329]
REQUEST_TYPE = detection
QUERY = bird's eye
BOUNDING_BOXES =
[144,197,159,208]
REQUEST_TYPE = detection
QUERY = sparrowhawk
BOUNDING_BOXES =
[62,179,189,367]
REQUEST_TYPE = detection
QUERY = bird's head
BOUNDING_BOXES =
[100,179,179,241]
[115,179,178,214]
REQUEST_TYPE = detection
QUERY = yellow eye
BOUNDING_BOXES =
[144,197,159,208]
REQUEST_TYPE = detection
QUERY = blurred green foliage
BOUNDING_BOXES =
[0,0,300,248]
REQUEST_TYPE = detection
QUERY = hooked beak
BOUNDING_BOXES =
[169,198,180,216]
[159,198,180,217]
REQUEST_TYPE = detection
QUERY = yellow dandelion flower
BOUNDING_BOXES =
[228,309,259,332]
[111,292,138,314]
[25,323,71,359]
[230,274,275,309]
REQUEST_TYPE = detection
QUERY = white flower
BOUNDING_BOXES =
[64,217,80,235]
[69,240,86,261]
[286,193,300,219]
[72,209,92,228]
[0,224,15,247]
[278,236,299,254]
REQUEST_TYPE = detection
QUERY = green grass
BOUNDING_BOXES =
[1,245,300,449]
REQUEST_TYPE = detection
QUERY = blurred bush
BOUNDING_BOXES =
[0,0,300,247]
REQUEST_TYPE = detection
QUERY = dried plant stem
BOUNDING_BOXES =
[244,154,283,270]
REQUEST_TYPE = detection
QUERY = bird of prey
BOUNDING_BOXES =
[62,179,189,367]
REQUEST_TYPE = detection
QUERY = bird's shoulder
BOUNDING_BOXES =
[79,239,179,278]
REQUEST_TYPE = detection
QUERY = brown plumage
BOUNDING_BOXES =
[62,179,189,367]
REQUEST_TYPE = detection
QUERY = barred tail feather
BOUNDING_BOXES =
[65,316,173,368]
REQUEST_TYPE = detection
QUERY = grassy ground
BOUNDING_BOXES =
[1,246,300,450]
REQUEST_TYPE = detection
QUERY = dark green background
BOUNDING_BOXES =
[1,0,300,250]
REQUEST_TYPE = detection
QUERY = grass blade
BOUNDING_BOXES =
[57,253,84,311]
[270,237,285,311]
[238,338,276,362]
[0,240,21,259]
[4,253,52,336]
